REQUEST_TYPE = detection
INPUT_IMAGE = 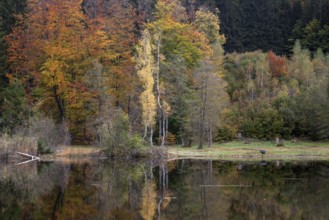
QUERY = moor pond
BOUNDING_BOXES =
[1,158,329,219]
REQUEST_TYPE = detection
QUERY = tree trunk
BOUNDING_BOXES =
[166,116,169,137]
[161,113,165,147]
[159,113,162,145]
[198,77,208,149]
[198,102,205,149]
[155,31,165,147]
[208,124,212,148]
[143,125,147,140]
[53,85,65,121]
[156,32,162,111]
[150,127,153,146]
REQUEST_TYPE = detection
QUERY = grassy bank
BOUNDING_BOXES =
[40,145,155,161]
[166,140,329,161]
[39,140,329,162]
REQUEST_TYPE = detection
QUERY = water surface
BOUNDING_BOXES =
[1,158,329,219]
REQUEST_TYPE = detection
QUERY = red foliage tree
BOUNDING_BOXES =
[268,50,287,78]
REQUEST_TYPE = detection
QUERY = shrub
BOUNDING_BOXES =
[37,139,51,154]
[165,132,176,146]
[29,116,71,154]
[0,116,70,156]
[215,126,236,142]
[0,134,37,156]
[96,109,144,156]
[240,105,284,140]
[0,80,29,134]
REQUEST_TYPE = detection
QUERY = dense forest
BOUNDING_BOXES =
[0,0,329,151]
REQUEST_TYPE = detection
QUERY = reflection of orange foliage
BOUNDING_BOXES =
[268,51,287,78]
[167,161,177,173]
[55,165,98,220]
[110,208,134,220]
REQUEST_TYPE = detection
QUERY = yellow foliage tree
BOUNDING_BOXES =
[135,29,157,145]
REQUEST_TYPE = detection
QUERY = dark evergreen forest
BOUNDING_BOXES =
[215,0,329,54]
[182,0,329,54]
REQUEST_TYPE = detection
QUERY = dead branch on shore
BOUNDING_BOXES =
[16,152,40,165]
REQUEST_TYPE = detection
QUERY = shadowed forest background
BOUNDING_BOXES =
[1,0,329,152]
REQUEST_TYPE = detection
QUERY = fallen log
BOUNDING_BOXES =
[16,152,40,161]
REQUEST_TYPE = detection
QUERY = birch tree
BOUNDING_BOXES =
[135,30,157,146]
[147,0,210,146]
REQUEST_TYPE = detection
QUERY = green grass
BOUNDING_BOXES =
[166,140,329,161]
[219,140,329,148]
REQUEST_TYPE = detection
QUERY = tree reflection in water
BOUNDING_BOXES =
[0,159,329,219]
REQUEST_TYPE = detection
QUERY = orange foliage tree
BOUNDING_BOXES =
[6,0,101,142]
[84,0,139,113]
[6,0,140,142]
[268,50,287,78]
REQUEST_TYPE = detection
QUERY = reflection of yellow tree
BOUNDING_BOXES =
[140,181,157,220]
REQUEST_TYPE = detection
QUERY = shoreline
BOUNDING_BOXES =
[34,140,329,162]
[39,147,329,163]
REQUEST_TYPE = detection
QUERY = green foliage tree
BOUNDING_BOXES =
[301,19,322,53]
[0,0,27,133]
[193,8,227,148]
[240,103,284,140]
[0,80,28,133]
[223,40,329,141]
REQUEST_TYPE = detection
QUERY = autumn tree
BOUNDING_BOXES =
[6,0,98,141]
[147,0,210,146]
[89,0,138,110]
[83,0,140,131]
[135,29,157,145]
[288,41,315,89]
[0,0,27,84]
[6,0,141,143]
[147,0,195,123]
[222,51,289,140]
[268,51,287,78]
[39,0,96,142]
[193,8,226,149]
